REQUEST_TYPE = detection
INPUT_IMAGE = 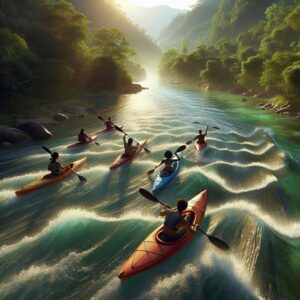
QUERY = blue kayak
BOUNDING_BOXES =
[152,153,181,193]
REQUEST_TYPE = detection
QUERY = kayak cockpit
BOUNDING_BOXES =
[155,210,196,244]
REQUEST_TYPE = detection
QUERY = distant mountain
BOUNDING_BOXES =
[118,4,186,39]
[68,0,161,66]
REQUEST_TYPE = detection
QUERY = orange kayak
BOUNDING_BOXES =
[118,189,208,281]
[110,140,147,169]
[15,157,87,196]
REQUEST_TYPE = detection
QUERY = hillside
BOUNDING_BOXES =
[69,0,161,66]
[158,0,293,49]
[117,4,185,39]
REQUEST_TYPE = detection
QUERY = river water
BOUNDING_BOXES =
[0,77,299,300]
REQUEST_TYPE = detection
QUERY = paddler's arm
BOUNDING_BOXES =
[178,220,200,233]
[192,135,199,141]
[160,205,171,217]
[155,160,164,168]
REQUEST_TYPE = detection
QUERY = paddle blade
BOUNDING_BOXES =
[114,125,124,133]
[186,140,193,145]
[78,174,87,183]
[95,141,100,146]
[143,147,151,154]
[207,235,229,251]
[42,146,52,155]
[212,126,220,130]
[139,188,159,203]
[175,145,186,153]
[146,169,155,175]
[98,116,104,121]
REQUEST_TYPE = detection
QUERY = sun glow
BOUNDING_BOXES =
[116,0,198,9]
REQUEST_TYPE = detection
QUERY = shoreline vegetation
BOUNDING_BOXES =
[0,0,151,147]
[159,0,300,119]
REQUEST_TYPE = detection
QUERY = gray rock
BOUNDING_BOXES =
[15,121,52,140]
[53,113,69,122]
[0,125,31,143]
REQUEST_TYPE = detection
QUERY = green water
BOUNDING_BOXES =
[0,77,299,300]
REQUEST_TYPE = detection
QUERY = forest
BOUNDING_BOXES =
[159,0,300,108]
[0,0,151,122]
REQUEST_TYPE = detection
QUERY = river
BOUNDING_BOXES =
[0,76,299,300]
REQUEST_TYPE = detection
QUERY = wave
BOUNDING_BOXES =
[209,142,274,155]
[207,201,300,239]
[207,137,265,147]
[0,247,96,296]
[0,189,16,204]
[203,160,285,172]
[0,208,160,257]
[181,166,278,193]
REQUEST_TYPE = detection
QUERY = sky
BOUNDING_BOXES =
[116,0,198,10]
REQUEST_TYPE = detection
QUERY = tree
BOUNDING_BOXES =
[92,28,135,63]
[286,3,300,32]
[238,55,264,88]
[283,64,300,102]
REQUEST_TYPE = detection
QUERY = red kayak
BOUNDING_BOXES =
[110,140,147,169]
[195,141,207,151]
[67,135,98,149]
[118,189,208,281]
[97,125,123,134]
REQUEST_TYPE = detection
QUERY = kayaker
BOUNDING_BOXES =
[78,129,91,142]
[159,199,200,242]
[104,117,114,130]
[155,151,180,175]
[47,152,72,176]
[194,126,208,145]
[122,134,138,157]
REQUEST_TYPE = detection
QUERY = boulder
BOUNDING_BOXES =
[0,141,12,148]
[53,113,69,122]
[15,121,52,140]
[0,125,31,143]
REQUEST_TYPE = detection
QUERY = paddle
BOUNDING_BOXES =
[146,145,186,175]
[42,146,87,182]
[98,115,151,153]
[193,121,220,130]
[139,188,230,251]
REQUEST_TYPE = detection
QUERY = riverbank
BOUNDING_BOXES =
[0,83,146,148]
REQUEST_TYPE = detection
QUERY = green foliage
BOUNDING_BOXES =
[159,49,179,78]
[238,55,264,88]
[286,3,300,32]
[159,0,300,104]
[92,28,135,62]
[260,51,300,94]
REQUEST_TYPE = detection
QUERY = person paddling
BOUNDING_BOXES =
[78,129,91,142]
[122,134,139,157]
[47,152,72,177]
[159,199,200,242]
[155,150,180,175]
[194,126,208,145]
[104,117,114,130]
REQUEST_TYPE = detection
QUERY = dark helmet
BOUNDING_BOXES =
[164,150,173,159]
[128,138,133,144]
[199,129,202,134]
[177,199,188,212]
[51,152,59,160]
[108,117,111,120]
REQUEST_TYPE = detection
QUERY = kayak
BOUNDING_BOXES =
[67,136,98,149]
[110,140,147,169]
[195,141,207,151]
[97,125,123,134]
[118,189,208,281]
[15,157,87,196]
[152,153,181,193]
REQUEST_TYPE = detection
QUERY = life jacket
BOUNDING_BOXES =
[48,160,62,176]
[164,210,184,231]
[78,133,89,142]
[105,120,113,129]
[124,141,137,156]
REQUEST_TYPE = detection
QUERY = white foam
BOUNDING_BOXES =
[181,166,277,193]
[207,201,300,239]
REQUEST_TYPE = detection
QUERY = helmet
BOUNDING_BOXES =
[177,199,188,212]
[164,150,173,158]
[128,138,133,144]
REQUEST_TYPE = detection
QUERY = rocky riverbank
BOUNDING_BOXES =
[0,84,147,148]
